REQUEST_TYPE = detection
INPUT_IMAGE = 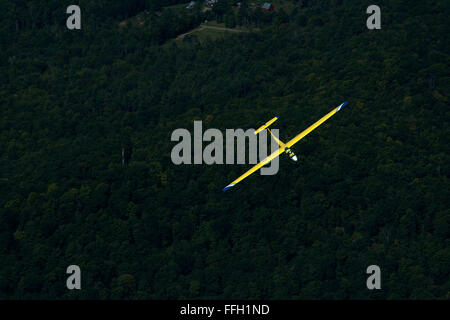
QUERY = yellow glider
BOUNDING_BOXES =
[223,101,348,191]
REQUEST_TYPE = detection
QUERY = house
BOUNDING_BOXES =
[186,1,196,9]
[205,0,217,7]
[261,2,274,12]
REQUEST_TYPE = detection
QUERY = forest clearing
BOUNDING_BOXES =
[175,23,248,40]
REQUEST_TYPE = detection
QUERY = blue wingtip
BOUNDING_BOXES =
[337,101,348,111]
[222,185,234,192]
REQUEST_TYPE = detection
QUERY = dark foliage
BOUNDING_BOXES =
[0,0,449,299]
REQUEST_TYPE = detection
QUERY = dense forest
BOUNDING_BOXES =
[0,0,449,299]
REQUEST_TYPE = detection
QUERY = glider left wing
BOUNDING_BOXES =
[223,146,285,191]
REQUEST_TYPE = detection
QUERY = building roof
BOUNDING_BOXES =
[262,2,272,9]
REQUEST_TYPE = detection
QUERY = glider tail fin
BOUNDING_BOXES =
[254,116,278,135]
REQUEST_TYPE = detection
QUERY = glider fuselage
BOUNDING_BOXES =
[267,128,297,161]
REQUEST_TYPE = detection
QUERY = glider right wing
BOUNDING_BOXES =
[223,145,285,191]
[285,101,348,148]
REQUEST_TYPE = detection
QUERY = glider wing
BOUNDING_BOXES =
[223,146,285,191]
[223,101,347,191]
[285,101,348,148]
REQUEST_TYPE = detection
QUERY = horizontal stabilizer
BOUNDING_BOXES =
[254,116,278,134]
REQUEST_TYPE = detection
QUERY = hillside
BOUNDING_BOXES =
[0,0,449,299]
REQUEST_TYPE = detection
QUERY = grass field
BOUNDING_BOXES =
[163,25,241,48]
[203,20,256,32]
[192,27,232,41]
[163,2,191,11]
